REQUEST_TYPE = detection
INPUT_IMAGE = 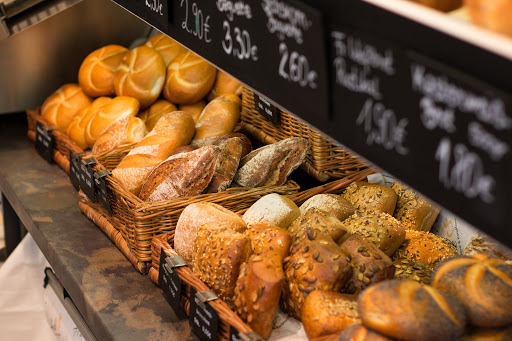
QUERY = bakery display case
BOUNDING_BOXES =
[1,0,511,340]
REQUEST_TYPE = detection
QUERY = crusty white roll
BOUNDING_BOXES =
[144,33,187,67]
[242,193,300,230]
[137,99,178,132]
[82,96,140,148]
[111,111,195,195]
[207,69,243,101]
[175,202,247,266]
[162,50,216,104]
[92,116,146,155]
[66,97,112,150]
[465,0,512,38]
[41,84,92,133]
[78,44,129,97]
[114,46,166,109]
[178,101,206,124]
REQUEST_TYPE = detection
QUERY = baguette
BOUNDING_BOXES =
[92,116,146,155]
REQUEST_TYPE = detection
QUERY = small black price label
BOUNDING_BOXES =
[35,121,54,163]
[229,326,262,341]
[255,94,280,125]
[189,287,219,341]
[79,158,97,202]
[69,152,83,191]
[94,170,113,215]
[158,250,187,319]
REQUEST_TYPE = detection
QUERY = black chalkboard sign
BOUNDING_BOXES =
[158,250,187,319]
[189,287,219,341]
[229,326,262,341]
[80,158,97,202]
[170,0,329,127]
[69,152,83,192]
[35,122,54,164]
[255,93,280,125]
[112,0,169,32]
[94,170,113,215]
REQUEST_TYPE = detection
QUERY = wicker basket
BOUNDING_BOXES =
[26,108,84,173]
[241,87,367,182]
[148,168,375,340]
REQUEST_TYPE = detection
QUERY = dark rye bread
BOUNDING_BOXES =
[205,136,244,193]
[139,145,220,201]
[233,137,311,187]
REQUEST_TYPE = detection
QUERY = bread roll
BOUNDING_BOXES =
[301,290,361,339]
[41,84,92,133]
[245,222,292,260]
[392,258,433,285]
[342,182,398,215]
[358,279,467,341]
[300,194,355,222]
[338,324,397,341]
[406,0,462,12]
[112,111,195,195]
[66,97,112,150]
[178,101,206,124]
[465,0,512,37]
[92,116,146,154]
[288,207,350,244]
[137,99,178,132]
[78,44,129,97]
[234,137,311,187]
[340,234,395,295]
[431,254,512,328]
[242,193,300,229]
[191,95,241,147]
[207,69,243,101]
[139,145,220,201]
[83,96,140,148]
[163,51,216,104]
[463,232,512,261]
[233,253,284,340]
[391,230,458,270]
[340,210,405,257]
[193,224,252,308]
[283,228,352,319]
[114,46,166,109]
[174,202,247,266]
[391,182,440,232]
[144,33,187,67]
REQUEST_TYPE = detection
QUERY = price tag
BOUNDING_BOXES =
[35,121,54,164]
[158,250,187,319]
[255,93,280,125]
[69,152,83,191]
[229,326,262,341]
[189,287,219,341]
[112,0,169,32]
[79,158,97,202]
[94,170,113,215]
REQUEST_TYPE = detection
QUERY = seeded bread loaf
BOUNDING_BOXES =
[288,207,351,244]
[392,258,433,284]
[233,253,284,340]
[245,222,292,261]
[193,224,252,309]
[340,234,395,295]
[301,290,361,339]
[242,193,300,230]
[358,279,467,341]
[338,324,396,341]
[342,182,398,215]
[431,254,512,328]
[299,194,355,222]
[340,210,405,257]
[283,228,352,319]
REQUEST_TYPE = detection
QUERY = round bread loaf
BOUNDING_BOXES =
[407,0,462,12]
[301,290,361,339]
[342,182,398,215]
[391,230,458,270]
[174,202,247,266]
[299,194,355,222]
[178,101,206,124]
[41,84,92,133]
[144,33,187,67]
[207,69,243,101]
[465,0,512,37]
[66,97,112,150]
[242,193,300,230]
[338,324,396,341]
[137,99,178,132]
[114,46,166,109]
[92,116,146,155]
[358,279,467,341]
[431,254,512,328]
[163,51,216,104]
[83,96,140,148]
[78,44,129,97]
